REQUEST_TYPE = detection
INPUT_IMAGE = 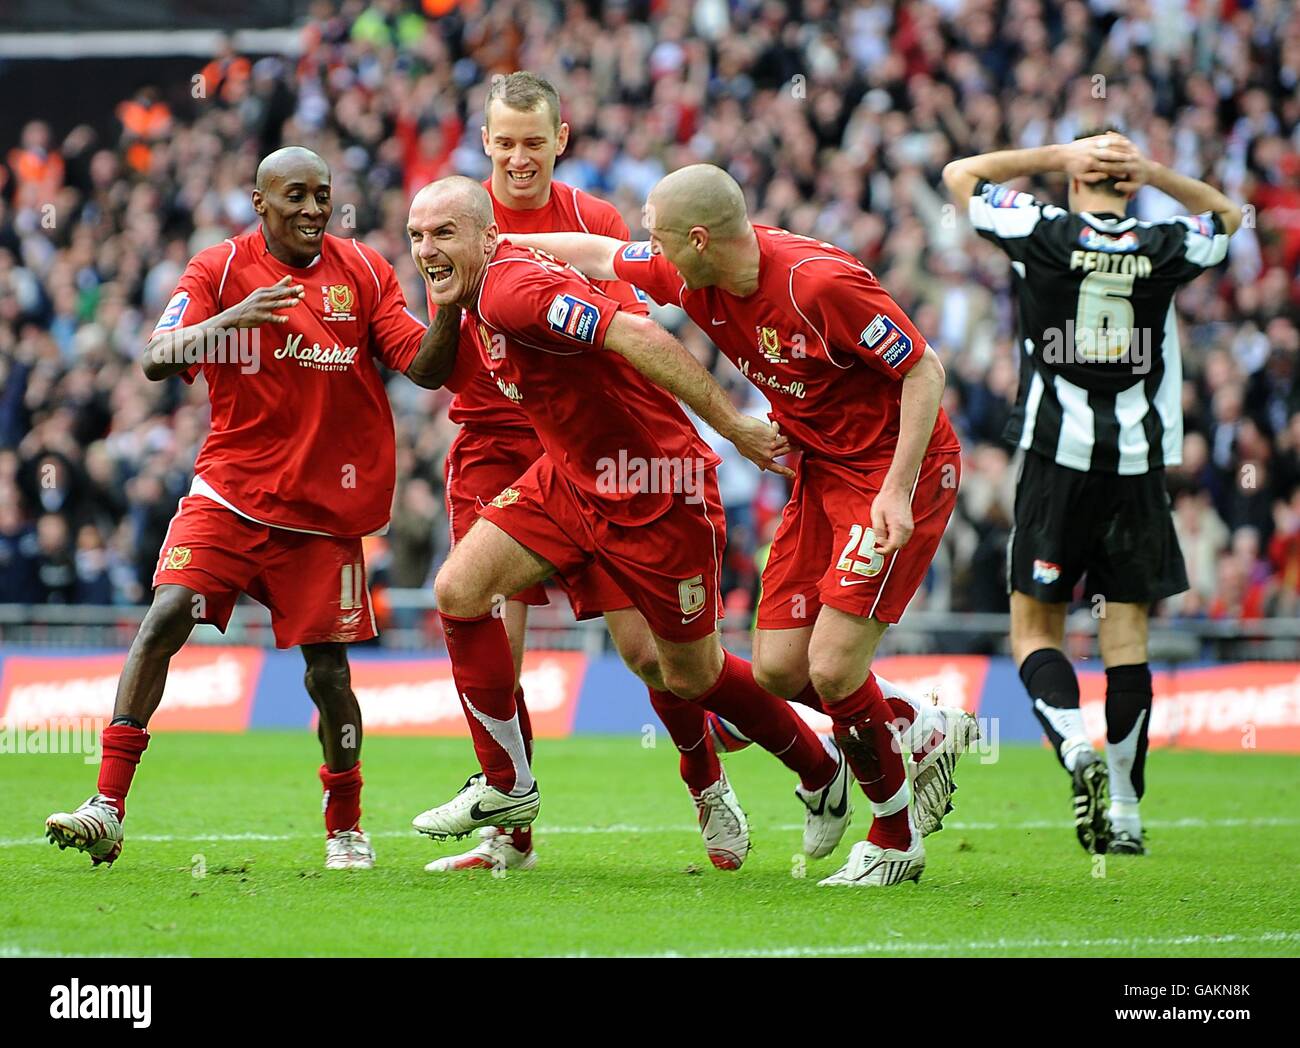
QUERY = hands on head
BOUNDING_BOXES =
[1062,132,1152,194]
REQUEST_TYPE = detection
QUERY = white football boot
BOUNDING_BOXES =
[913,704,981,837]
[425,827,538,872]
[45,794,124,866]
[412,773,540,840]
[818,837,926,887]
[325,829,375,870]
[794,736,853,859]
[690,770,750,870]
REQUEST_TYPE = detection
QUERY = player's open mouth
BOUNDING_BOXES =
[298,226,323,239]
[425,263,454,284]
[507,170,537,185]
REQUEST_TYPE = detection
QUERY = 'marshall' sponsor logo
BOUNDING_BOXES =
[275,332,359,372]
[50,979,151,1028]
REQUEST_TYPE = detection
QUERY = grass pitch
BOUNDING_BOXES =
[2,733,1297,957]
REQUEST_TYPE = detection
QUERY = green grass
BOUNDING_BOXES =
[2,733,1298,957]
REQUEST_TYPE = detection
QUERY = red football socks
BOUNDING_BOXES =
[790,681,826,713]
[442,611,530,793]
[695,652,835,791]
[826,672,914,851]
[97,724,149,820]
[649,687,722,792]
[320,762,363,835]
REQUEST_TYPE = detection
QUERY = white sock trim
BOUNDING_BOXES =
[869,777,911,818]
[1106,710,1146,806]
[462,694,534,795]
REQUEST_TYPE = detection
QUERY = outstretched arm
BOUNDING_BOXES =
[506,233,623,282]
[405,304,462,389]
[603,311,793,477]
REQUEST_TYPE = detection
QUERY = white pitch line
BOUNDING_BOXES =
[562,930,1300,959]
[8,814,1300,849]
[6,814,1299,849]
[0,945,190,958]
[5,931,1296,960]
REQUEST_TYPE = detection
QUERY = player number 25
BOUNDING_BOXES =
[836,524,885,578]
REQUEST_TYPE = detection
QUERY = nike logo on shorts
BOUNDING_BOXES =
[838,577,875,587]
[681,610,706,624]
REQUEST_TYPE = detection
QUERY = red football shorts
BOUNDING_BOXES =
[152,495,376,648]
[757,449,960,629]
[478,454,726,642]
[446,426,631,619]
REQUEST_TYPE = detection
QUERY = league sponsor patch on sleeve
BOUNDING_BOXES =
[859,313,914,369]
[620,241,654,261]
[1177,214,1216,238]
[153,292,190,334]
[985,184,1027,209]
[546,293,601,344]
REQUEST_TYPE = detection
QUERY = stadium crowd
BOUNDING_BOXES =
[2,0,1299,631]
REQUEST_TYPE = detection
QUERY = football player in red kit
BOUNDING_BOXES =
[407,176,855,868]
[428,72,740,874]
[512,164,977,887]
[44,147,447,870]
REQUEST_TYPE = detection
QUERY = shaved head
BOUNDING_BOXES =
[411,176,495,231]
[408,176,500,308]
[256,146,329,191]
[648,164,750,240]
[252,146,332,267]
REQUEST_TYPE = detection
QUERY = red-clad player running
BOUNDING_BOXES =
[427,73,738,874]
[44,147,444,870]
[407,176,855,865]
[514,164,977,887]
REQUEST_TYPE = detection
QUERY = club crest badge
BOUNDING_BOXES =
[322,284,356,321]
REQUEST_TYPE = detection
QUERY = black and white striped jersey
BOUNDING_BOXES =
[970,178,1230,474]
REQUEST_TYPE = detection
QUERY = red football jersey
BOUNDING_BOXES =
[612,226,961,468]
[466,242,718,527]
[152,230,426,537]
[442,180,647,429]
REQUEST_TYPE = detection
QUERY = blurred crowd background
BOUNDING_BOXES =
[2,0,1300,635]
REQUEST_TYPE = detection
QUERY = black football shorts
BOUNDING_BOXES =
[1008,450,1188,604]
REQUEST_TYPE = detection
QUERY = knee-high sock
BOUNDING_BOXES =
[320,762,363,835]
[649,688,722,792]
[693,652,836,791]
[442,611,531,795]
[97,724,149,820]
[827,672,914,851]
[795,678,941,757]
[1020,647,1091,771]
[1105,663,1152,830]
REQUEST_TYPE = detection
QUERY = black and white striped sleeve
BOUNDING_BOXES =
[968,179,1067,261]
[1157,212,1231,282]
